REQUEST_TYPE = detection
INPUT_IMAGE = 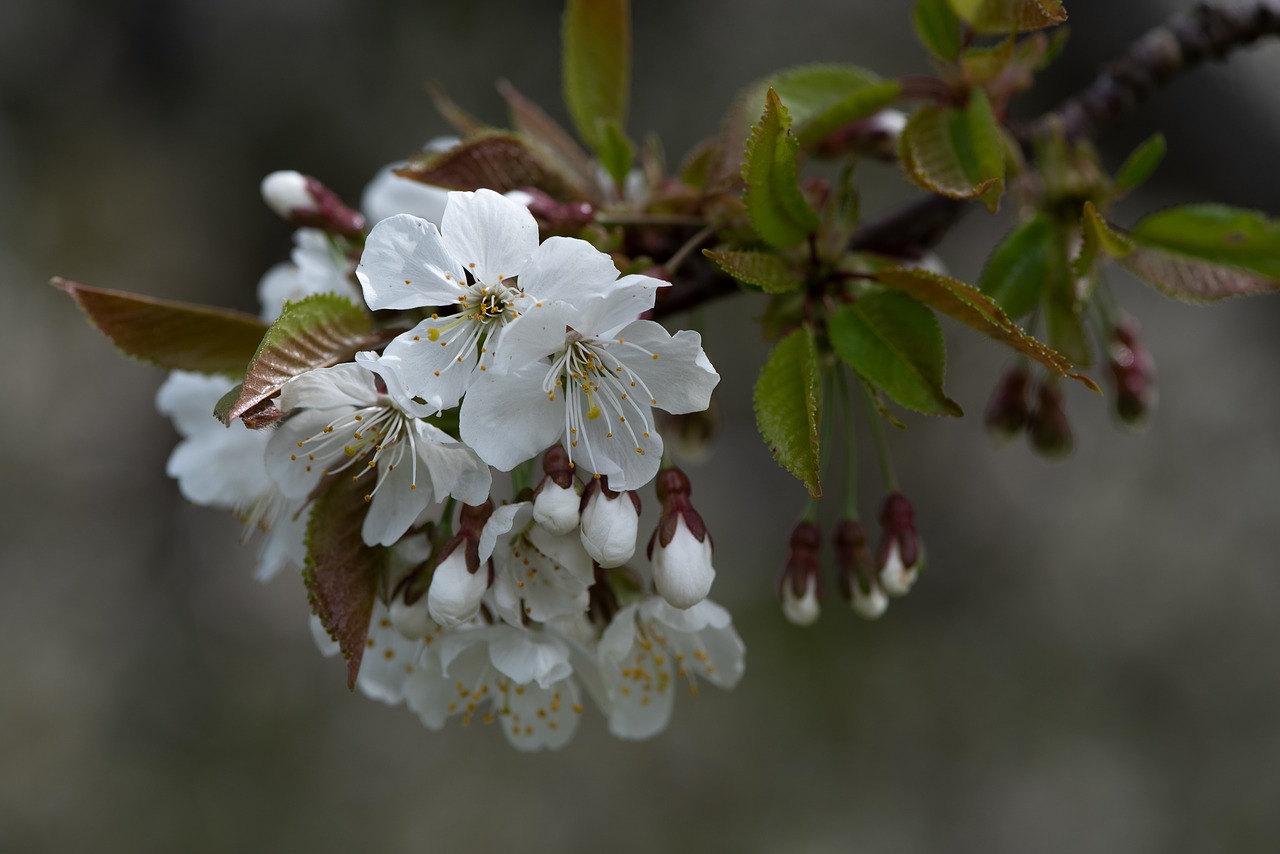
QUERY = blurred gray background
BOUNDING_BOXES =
[4,0,1280,851]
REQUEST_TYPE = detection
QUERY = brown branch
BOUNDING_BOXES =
[654,1,1280,321]
[1025,1,1280,141]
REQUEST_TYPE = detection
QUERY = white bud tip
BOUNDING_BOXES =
[782,580,820,627]
[851,585,889,620]
[261,170,312,218]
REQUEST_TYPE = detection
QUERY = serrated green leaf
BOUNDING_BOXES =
[1118,204,1280,302]
[743,89,821,248]
[770,65,902,147]
[873,266,1098,390]
[915,0,963,60]
[1074,200,1134,279]
[304,473,389,691]
[52,278,268,376]
[225,294,373,424]
[395,132,588,201]
[754,326,822,497]
[597,119,635,188]
[830,292,962,417]
[1113,133,1166,193]
[703,248,806,293]
[947,0,1067,34]
[979,215,1053,318]
[900,89,1005,211]
[562,0,631,151]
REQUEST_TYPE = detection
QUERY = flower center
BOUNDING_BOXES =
[291,400,420,502]
[541,335,659,474]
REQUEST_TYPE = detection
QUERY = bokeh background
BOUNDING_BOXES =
[4,0,1280,851]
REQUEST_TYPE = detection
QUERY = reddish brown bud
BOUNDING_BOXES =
[985,365,1031,441]
[1028,381,1073,458]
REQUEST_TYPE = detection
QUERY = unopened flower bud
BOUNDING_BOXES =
[834,519,888,619]
[875,493,922,596]
[647,468,715,609]
[1108,319,1156,425]
[425,501,493,628]
[1028,380,1073,458]
[985,365,1031,441]
[579,477,641,568]
[261,170,366,237]
[532,445,581,535]
[778,521,823,626]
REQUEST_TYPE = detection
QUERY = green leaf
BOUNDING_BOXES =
[304,472,389,691]
[597,119,635,188]
[979,215,1054,318]
[225,294,373,424]
[754,326,822,497]
[1120,204,1280,302]
[830,292,963,417]
[1074,200,1133,279]
[1113,133,1166,193]
[52,278,268,376]
[914,0,964,60]
[395,132,588,201]
[562,0,631,150]
[703,248,806,293]
[873,266,1099,390]
[771,65,902,146]
[742,89,821,248]
[947,0,1067,34]
[900,89,1005,212]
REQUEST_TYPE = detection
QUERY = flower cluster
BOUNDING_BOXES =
[157,165,741,750]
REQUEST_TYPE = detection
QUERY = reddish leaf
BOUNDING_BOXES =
[53,277,267,376]
[395,132,586,201]
[304,474,389,690]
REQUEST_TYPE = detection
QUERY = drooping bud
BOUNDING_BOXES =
[1107,319,1156,426]
[532,445,581,535]
[1028,380,1073,458]
[834,519,887,619]
[647,467,715,610]
[778,521,823,626]
[985,365,1031,441]
[579,477,641,568]
[260,170,366,238]
[425,501,494,628]
[875,493,922,597]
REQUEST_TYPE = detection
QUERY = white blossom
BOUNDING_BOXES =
[460,283,719,489]
[265,359,491,547]
[579,487,640,568]
[597,597,744,740]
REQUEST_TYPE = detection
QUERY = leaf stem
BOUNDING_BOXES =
[862,381,899,493]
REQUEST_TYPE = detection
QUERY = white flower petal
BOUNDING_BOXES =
[517,236,620,305]
[278,362,377,413]
[414,421,493,506]
[501,676,581,751]
[362,454,434,547]
[479,502,532,564]
[356,214,465,310]
[488,626,571,688]
[610,322,720,415]
[440,189,538,285]
[377,317,482,412]
[577,406,662,491]
[460,364,565,471]
[575,273,663,336]
[264,408,342,498]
